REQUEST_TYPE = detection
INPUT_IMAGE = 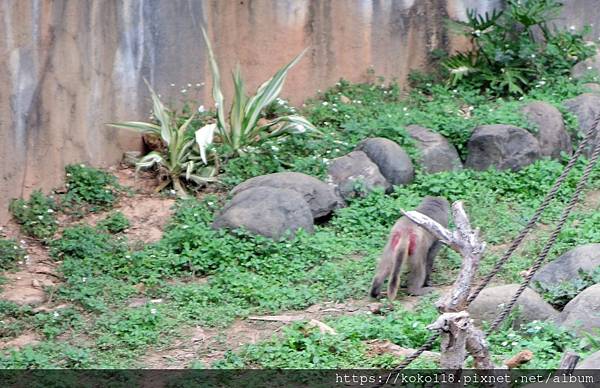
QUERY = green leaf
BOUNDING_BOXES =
[143,79,172,145]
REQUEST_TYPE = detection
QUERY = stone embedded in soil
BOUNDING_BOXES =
[213,187,314,239]
[355,137,414,185]
[405,125,463,173]
[327,150,391,200]
[532,244,600,290]
[465,124,542,171]
[467,284,558,328]
[521,101,572,159]
[230,172,343,219]
[563,93,600,158]
[558,284,600,336]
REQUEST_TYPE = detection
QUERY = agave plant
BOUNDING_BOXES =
[108,80,217,197]
[196,27,316,158]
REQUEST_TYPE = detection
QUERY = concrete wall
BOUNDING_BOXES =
[0,0,585,222]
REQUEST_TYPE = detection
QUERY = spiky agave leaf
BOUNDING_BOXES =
[255,115,319,138]
[143,79,173,145]
[105,121,162,135]
[201,26,229,144]
[241,48,309,142]
[135,151,164,172]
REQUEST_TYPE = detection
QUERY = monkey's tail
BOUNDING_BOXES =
[387,237,410,301]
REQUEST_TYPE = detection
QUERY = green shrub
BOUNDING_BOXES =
[444,0,595,96]
[63,164,121,211]
[0,238,26,270]
[97,212,130,234]
[9,190,58,241]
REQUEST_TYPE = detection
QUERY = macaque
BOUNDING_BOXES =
[370,196,450,301]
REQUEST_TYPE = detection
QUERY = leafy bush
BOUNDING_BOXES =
[0,238,26,270]
[196,27,316,158]
[9,190,58,241]
[108,81,217,197]
[444,0,595,96]
[97,212,130,234]
[63,164,121,212]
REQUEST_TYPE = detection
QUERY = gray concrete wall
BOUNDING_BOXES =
[0,0,586,222]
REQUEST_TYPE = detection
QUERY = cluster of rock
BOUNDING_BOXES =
[212,130,464,239]
[468,244,600,339]
[212,52,600,239]
[212,172,342,239]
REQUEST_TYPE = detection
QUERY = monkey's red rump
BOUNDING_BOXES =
[408,231,417,255]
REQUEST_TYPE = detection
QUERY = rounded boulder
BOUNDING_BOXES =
[467,284,558,328]
[230,172,343,220]
[326,150,391,200]
[212,187,314,240]
[405,125,463,173]
[465,125,541,171]
[355,137,414,185]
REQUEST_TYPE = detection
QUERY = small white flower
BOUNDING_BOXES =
[80,164,85,168]
[150,308,157,315]
[588,66,594,70]
[180,89,187,93]
[182,225,189,229]
[187,83,192,87]
[322,101,329,106]
[37,215,44,220]
[47,209,54,213]
[511,342,518,347]
[412,322,419,328]
[531,54,536,58]
[569,25,576,31]
[53,311,60,318]
[207,202,214,206]
[195,83,202,87]
[170,189,177,195]
[82,277,87,282]
[198,105,205,113]
[170,83,175,87]
[501,341,508,346]
[125,255,131,259]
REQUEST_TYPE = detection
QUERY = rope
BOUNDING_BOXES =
[489,127,600,331]
[467,112,600,304]
[386,111,600,373]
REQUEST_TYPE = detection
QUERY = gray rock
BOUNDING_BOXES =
[563,93,600,158]
[582,83,600,94]
[405,125,463,173]
[559,284,600,336]
[572,50,600,80]
[465,125,542,171]
[212,187,314,239]
[355,137,414,185]
[522,101,572,159]
[468,284,558,329]
[577,350,600,369]
[327,150,391,200]
[532,244,600,290]
[230,172,343,219]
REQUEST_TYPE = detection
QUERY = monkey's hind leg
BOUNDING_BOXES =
[387,239,409,302]
[407,246,433,296]
[370,237,397,298]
